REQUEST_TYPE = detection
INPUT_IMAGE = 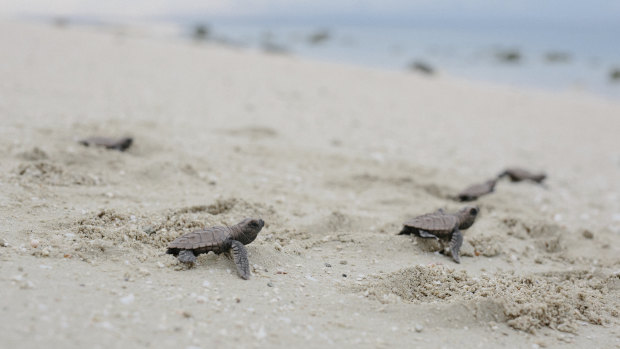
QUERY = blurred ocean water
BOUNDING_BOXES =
[41,13,620,99]
[178,20,620,100]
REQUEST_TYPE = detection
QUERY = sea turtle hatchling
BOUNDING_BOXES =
[166,218,264,279]
[78,137,133,151]
[398,206,479,263]
[457,178,497,201]
[499,167,546,183]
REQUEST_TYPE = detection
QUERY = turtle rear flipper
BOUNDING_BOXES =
[450,230,463,264]
[417,230,439,239]
[230,240,251,280]
[398,226,414,235]
[178,250,197,264]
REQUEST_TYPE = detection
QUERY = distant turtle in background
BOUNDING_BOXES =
[166,218,264,280]
[457,178,497,201]
[78,137,133,151]
[399,206,479,263]
[499,167,546,183]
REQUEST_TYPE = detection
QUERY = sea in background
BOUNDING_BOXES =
[168,17,620,100]
[32,14,620,100]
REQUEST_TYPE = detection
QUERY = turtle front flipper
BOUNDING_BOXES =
[230,240,251,280]
[450,230,463,264]
[178,250,197,264]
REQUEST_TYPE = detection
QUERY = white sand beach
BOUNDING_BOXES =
[0,21,619,348]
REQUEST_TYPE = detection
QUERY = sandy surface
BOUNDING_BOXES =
[1,21,619,349]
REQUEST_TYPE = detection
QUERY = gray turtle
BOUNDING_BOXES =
[79,137,133,151]
[499,167,546,183]
[457,178,497,201]
[166,218,264,280]
[398,206,479,263]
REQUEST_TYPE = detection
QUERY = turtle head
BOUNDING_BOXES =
[116,137,133,151]
[457,206,479,230]
[234,218,265,245]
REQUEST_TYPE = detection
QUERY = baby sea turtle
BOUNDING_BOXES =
[78,137,133,151]
[499,167,546,183]
[166,218,264,280]
[457,178,497,201]
[398,206,479,263]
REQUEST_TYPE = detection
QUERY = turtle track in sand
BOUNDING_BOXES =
[325,172,453,200]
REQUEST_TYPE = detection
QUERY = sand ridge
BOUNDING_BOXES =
[359,265,618,333]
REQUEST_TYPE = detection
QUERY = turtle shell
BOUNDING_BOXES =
[167,226,232,255]
[403,212,458,235]
[79,137,133,151]
[458,179,496,201]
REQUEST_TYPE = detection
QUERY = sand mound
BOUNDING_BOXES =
[502,218,565,254]
[32,197,278,263]
[14,161,100,186]
[467,234,503,257]
[76,198,274,244]
[16,147,49,161]
[360,265,618,333]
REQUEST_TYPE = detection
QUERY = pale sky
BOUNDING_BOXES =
[1,0,619,22]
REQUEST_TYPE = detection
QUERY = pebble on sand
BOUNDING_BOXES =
[120,294,135,305]
[305,275,318,282]
[254,326,267,340]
